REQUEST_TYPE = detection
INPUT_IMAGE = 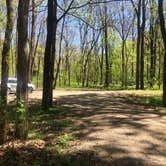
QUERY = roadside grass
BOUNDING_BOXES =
[123,91,162,107]
[54,83,162,91]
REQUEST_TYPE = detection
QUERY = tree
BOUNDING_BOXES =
[113,1,134,87]
[16,0,30,140]
[28,0,37,82]
[158,0,166,106]
[140,0,146,89]
[0,0,14,145]
[104,0,110,87]
[149,0,157,87]
[42,0,57,109]
[131,0,141,89]
[54,16,65,88]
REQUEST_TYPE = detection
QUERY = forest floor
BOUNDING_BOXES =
[0,89,166,166]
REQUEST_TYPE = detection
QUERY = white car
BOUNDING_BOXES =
[0,77,36,94]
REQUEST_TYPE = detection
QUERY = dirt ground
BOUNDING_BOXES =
[7,89,166,165]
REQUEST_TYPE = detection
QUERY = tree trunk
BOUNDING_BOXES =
[42,0,57,109]
[136,0,141,89]
[140,0,146,89]
[150,0,157,87]
[100,41,104,85]
[158,0,166,106]
[16,0,30,140]
[0,0,14,144]
[104,1,109,87]
[54,17,65,88]
[28,0,37,82]
[122,39,125,87]
[36,56,41,88]
[158,43,161,89]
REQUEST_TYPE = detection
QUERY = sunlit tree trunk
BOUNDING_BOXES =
[16,0,30,140]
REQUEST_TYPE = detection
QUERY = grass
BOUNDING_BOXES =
[28,130,45,140]
[57,134,74,147]
[124,91,163,107]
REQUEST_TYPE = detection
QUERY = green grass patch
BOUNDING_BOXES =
[57,134,74,147]
[137,95,162,106]
[28,130,45,140]
[124,93,162,107]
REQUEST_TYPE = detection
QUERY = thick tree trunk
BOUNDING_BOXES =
[16,0,30,140]
[42,0,57,109]
[0,0,14,145]
[158,0,166,106]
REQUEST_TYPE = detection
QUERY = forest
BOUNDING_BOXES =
[0,0,166,165]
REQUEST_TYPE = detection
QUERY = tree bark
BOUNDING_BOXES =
[140,0,146,89]
[16,0,30,140]
[28,0,37,82]
[122,39,125,87]
[0,0,14,145]
[104,1,109,87]
[42,0,57,109]
[158,0,166,106]
[136,0,141,89]
[150,0,157,87]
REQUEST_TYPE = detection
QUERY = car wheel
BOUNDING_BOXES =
[29,87,33,93]
[7,88,11,95]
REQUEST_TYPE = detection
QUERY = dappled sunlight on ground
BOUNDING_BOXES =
[3,89,166,165]
[55,90,166,166]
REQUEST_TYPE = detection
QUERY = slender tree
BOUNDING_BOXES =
[104,1,109,87]
[54,17,65,88]
[158,0,166,106]
[0,0,14,145]
[42,0,57,109]
[149,0,157,87]
[140,0,146,89]
[28,0,37,82]
[136,0,141,89]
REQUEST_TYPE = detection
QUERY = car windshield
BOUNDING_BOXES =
[8,80,17,83]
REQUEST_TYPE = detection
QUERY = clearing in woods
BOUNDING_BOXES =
[1,89,166,166]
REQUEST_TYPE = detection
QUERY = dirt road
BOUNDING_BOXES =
[9,90,166,165]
